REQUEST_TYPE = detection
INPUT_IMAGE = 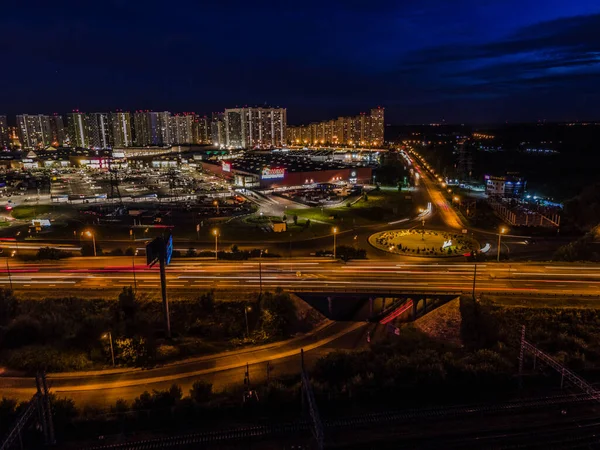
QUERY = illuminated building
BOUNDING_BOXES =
[370,107,384,146]
[88,113,112,149]
[192,116,210,144]
[170,113,194,144]
[223,107,286,148]
[0,116,8,148]
[50,114,66,146]
[17,114,53,149]
[211,112,226,147]
[110,111,133,147]
[67,112,89,148]
[287,107,384,147]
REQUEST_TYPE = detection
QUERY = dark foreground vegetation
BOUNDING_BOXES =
[0,287,311,372]
[3,294,600,447]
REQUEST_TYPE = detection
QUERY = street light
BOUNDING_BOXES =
[132,249,138,292]
[84,230,96,256]
[103,331,115,367]
[497,227,507,262]
[332,227,338,259]
[244,305,252,338]
[213,199,219,215]
[213,229,219,260]
[258,249,267,296]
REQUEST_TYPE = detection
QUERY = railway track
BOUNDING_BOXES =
[84,392,595,449]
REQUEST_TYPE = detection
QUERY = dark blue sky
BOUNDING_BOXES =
[2,0,600,124]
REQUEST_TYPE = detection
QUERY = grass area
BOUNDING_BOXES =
[370,229,477,256]
[461,294,600,372]
[11,204,69,220]
[287,188,413,227]
[483,294,600,309]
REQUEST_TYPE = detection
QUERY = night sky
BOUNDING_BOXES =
[3,0,600,124]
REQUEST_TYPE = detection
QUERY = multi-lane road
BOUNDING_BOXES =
[1,256,599,297]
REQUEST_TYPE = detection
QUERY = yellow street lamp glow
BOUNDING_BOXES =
[85,230,93,237]
[453,196,460,202]
[333,227,338,234]
[212,229,218,236]
[500,227,507,234]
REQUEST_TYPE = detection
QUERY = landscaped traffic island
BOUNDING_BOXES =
[369,229,478,257]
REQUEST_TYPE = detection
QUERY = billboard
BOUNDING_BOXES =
[261,167,286,180]
[222,161,231,172]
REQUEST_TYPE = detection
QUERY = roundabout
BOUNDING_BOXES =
[369,229,479,257]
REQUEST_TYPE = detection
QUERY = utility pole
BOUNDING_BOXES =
[131,250,137,293]
[259,250,264,297]
[244,305,250,337]
[146,235,172,339]
[472,263,477,300]
[5,258,12,290]
[159,245,170,338]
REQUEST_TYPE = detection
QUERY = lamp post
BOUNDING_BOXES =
[497,227,506,262]
[85,230,96,256]
[14,231,20,253]
[132,249,138,292]
[332,227,338,259]
[213,229,218,260]
[259,249,264,296]
[103,331,115,367]
[244,305,251,338]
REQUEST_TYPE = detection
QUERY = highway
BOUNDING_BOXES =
[0,257,599,296]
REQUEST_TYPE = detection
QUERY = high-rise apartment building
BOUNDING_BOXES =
[134,111,172,146]
[170,113,194,144]
[111,111,133,147]
[224,109,246,148]
[88,113,112,149]
[193,116,210,144]
[133,111,150,146]
[370,107,384,146]
[17,114,53,149]
[211,113,226,147]
[223,107,286,148]
[287,107,384,147]
[0,116,8,148]
[49,114,66,146]
[68,112,89,148]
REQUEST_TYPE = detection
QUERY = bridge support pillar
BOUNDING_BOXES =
[369,297,373,318]
[423,297,427,314]
[412,298,417,319]
[382,297,386,311]
[327,297,333,318]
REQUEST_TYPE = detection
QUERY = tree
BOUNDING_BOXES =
[36,247,69,260]
[190,380,213,403]
[0,288,16,326]
[198,290,215,313]
[305,219,311,229]
[293,214,298,225]
[186,248,197,257]
[282,215,287,222]
[124,247,136,256]
[118,286,138,325]
[81,243,102,256]
[259,291,297,338]
[230,244,239,253]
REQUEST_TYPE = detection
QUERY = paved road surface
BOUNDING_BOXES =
[0,257,598,296]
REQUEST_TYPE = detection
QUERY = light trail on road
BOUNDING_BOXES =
[0,257,598,296]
